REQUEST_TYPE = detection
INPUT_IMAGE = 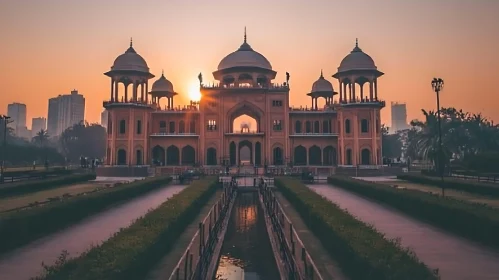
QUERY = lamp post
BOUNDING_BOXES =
[0,115,12,183]
[431,78,445,195]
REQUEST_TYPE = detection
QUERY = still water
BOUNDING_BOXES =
[215,192,279,280]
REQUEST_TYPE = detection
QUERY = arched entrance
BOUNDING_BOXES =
[255,142,262,166]
[361,148,371,165]
[273,147,283,165]
[309,145,321,165]
[117,149,126,165]
[227,101,264,133]
[136,149,142,165]
[323,146,337,166]
[207,148,217,165]
[229,141,236,166]
[294,146,307,165]
[182,145,195,165]
[346,148,353,165]
[152,145,165,166]
[238,140,252,165]
[166,145,180,165]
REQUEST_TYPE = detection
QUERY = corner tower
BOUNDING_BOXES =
[103,39,155,165]
[333,39,385,166]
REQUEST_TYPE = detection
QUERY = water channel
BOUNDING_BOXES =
[214,191,279,280]
[0,184,184,280]
[308,184,499,280]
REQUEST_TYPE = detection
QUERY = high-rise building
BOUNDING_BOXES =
[391,102,409,133]
[7,102,29,138]
[31,117,47,137]
[101,110,109,130]
[47,90,85,137]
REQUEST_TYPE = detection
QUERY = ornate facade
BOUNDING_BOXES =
[103,35,385,168]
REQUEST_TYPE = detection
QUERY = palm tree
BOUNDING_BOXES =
[32,129,49,165]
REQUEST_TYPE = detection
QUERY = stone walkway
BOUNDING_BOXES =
[274,191,349,280]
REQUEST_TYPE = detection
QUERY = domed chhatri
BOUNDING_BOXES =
[111,38,150,73]
[217,29,272,71]
[151,71,175,93]
[311,70,334,93]
[337,39,377,72]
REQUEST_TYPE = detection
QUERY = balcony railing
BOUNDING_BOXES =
[150,132,199,136]
[225,131,265,136]
[290,132,338,137]
[201,82,289,90]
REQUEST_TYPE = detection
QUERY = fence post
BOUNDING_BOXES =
[198,222,203,256]
[189,253,193,277]
[184,249,189,280]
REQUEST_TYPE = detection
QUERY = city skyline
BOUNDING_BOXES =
[1,0,498,125]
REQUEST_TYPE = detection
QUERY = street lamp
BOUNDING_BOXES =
[0,115,13,182]
[431,78,445,195]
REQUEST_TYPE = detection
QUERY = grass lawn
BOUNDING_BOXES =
[0,182,112,213]
[3,166,66,172]
[378,180,499,209]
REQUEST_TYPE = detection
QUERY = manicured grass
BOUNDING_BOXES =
[0,173,96,198]
[35,177,219,280]
[0,182,112,213]
[328,175,499,249]
[398,173,499,197]
[276,177,438,280]
[0,176,172,255]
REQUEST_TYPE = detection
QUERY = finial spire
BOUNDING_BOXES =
[130,37,133,47]
[162,69,164,76]
[320,69,324,78]
[355,38,358,47]
[244,26,247,43]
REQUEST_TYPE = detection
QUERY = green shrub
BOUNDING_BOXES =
[398,173,499,197]
[3,167,71,178]
[276,177,438,280]
[0,176,172,255]
[36,177,218,280]
[0,173,94,198]
[328,176,499,249]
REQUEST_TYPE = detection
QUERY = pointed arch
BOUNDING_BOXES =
[181,145,195,165]
[166,145,179,165]
[309,145,321,165]
[294,145,307,166]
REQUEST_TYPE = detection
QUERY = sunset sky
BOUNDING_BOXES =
[1,0,498,129]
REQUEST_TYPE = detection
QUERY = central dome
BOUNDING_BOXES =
[217,32,272,71]
[111,40,149,73]
[338,40,376,72]
[312,71,334,93]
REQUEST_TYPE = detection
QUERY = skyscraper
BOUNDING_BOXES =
[47,90,85,137]
[31,117,47,137]
[391,102,409,133]
[7,102,29,138]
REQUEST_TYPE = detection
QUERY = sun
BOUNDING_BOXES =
[188,83,202,101]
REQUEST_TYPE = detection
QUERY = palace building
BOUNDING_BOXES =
[103,34,385,169]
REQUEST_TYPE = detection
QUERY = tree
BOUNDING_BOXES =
[32,129,49,147]
[381,124,403,159]
[59,122,106,162]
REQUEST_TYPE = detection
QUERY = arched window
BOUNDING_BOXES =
[179,120,185,133]
[314,121,320,133]
[159,121,167,133]
[322,120,330,133]
[119,120,126,134]
[136,120,142,134]
[361,119,369,133]
[295,121,302,133]
[345,119,351,134]
[169,121,175,133]
[306,121,311,133]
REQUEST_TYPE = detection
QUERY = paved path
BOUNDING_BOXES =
[309,184,499,280]
[274,191,349,280]
[0,185,184,280]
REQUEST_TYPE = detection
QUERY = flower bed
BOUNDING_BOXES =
[275,177,438,280]
[0,173,95,198]
[328,175,499,249]
[0,176,172,255]
[35,177,218,280]
[398,173,499,197]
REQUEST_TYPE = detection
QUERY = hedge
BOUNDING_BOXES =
[36,177,219,280]
[276,177,438,280]
[328,175,499,249]
[0,173,95,198]
[398,173,499,197]
[0,176,172,255]
[3,167,71,178]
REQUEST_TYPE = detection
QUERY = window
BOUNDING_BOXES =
[179,120,185,133]
[159,121,167,133]
[273,120,282,131]
[295,121,301,133]
[169,121,175,133]
[207,120,217,131]
[361,119,369,133]
[119,120,126,134]
[305,121,311,133]
[272,100,283,107]
[345,119,351,134]
[190,121,196,133]
[322,120,330,133]
[136,120,142,134]
[314,121,320,133]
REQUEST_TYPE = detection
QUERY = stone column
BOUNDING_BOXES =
[110,79,114,101]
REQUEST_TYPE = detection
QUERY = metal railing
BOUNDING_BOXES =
[168,185,236,280]
[260,186,323,280]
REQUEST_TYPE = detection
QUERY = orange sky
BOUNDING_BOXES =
[1,0,498,129]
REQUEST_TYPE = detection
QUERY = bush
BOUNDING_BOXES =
[276,177,438,280]
[0,173,94,198]
[328,176,499,249]
[398,173,499,197]
[36,177,218,280]
[0,176,173,255]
